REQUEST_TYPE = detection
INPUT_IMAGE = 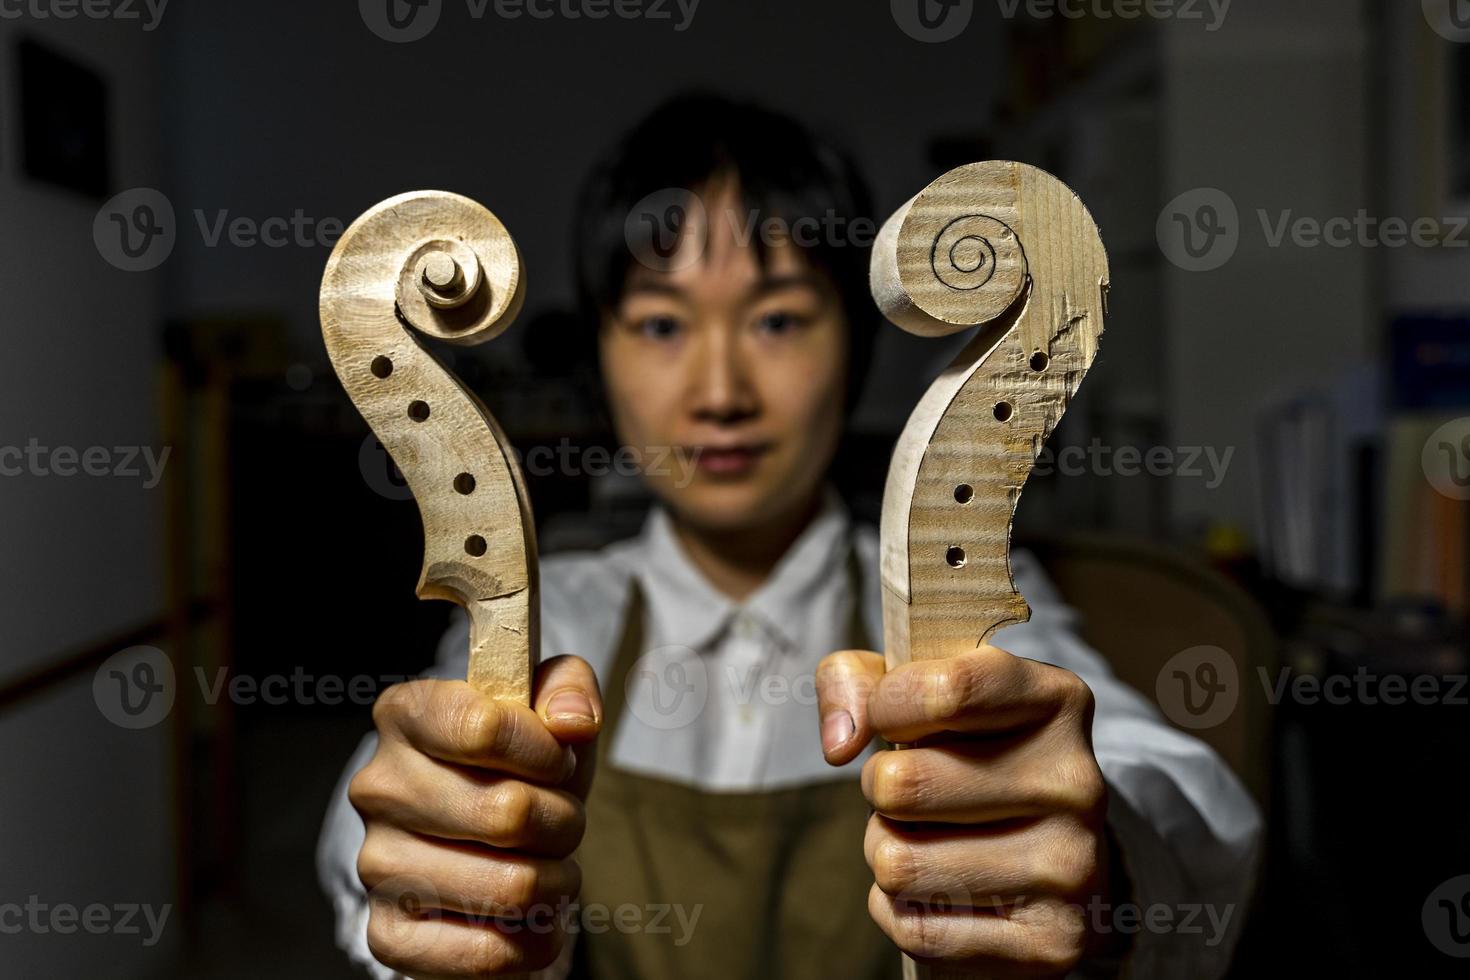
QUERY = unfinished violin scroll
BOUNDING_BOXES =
[873,159,1109,671]
[320,191,537,703]
[872,159,1109,980]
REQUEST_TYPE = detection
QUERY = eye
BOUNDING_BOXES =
[756,311,802,335]
[638,315,682,341]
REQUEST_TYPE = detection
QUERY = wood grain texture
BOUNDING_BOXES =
[871,162,1109,980]
[320,191,537,703]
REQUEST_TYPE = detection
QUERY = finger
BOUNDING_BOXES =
[815,649,886,764]
[352,745,585,856]
[533,655,604,746]
[863,814,1101,909]
[867,885,1088,980]
[376,680,574,784]
[359,825,581,920]
[861,736,1105,824]
[870,649,1086,744]
[366,884,566,979]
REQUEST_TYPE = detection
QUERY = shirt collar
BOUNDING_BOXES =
[636,486,853,655]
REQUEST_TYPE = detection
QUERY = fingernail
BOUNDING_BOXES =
[821,709,855,755]
[546,689,595,724]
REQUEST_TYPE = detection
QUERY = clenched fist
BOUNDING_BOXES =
[349,656,603,978]
[817,645,1114,978]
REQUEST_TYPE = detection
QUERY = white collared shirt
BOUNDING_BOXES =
[319,491,1261,978]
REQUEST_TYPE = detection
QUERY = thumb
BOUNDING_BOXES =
[533,654,603,746]
[815,649,886,766]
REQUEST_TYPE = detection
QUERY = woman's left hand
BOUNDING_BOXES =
[816,645,1112,978]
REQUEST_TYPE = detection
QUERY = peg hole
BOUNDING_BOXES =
[408,400,431,422]
[954,484,974,504]
[454,473,476,495]
[370,356,393,379]
[993,401,1014,422]
[946,546,967,568]
[465,535,487,557]
[1029,351,1049,372]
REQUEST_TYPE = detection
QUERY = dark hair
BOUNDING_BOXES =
[572,92,876,415]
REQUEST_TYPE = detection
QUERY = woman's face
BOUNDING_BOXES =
[599,182,850,534]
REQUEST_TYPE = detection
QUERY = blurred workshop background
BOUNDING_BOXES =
[2,0,1467,976]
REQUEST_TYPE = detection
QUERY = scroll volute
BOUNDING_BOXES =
[320,191,537,703]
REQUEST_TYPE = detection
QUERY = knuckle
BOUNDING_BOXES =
[871,835,918,896]
[869,753,920,815]
[467,928,519,975]
[464,701,511,759]
[500,861,541,912]
[348,761,394,818]
[479,780,534,845]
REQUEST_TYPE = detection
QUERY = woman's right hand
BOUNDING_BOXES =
[349,655,603,978]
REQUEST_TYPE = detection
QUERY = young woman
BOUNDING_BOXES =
[319,94,1260,979]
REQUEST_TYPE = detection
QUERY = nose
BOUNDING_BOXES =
[688,324,757,425]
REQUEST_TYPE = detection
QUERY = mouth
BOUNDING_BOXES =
[687,442,772,477]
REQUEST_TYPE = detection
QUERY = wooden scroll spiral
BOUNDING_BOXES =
[320,191,537,704]
[871,161,1110,980]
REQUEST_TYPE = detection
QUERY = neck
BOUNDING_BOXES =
[671,490,826,601]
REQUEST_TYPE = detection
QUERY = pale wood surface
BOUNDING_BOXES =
[320,191,537,704]
[870,161,1110,980]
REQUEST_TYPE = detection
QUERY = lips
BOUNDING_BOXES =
[689,442,771,476]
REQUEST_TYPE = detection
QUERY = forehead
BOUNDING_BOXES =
[622,181,820,302]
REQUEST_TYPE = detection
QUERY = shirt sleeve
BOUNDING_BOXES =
[999,551,1263,979]
[314,610,575,980]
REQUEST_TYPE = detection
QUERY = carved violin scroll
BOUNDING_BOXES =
[871,162,1109,980]
[320,191,537,704]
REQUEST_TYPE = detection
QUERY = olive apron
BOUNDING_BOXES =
[571,544,900,980]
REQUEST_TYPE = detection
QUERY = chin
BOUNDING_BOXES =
[659,477,794,534]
